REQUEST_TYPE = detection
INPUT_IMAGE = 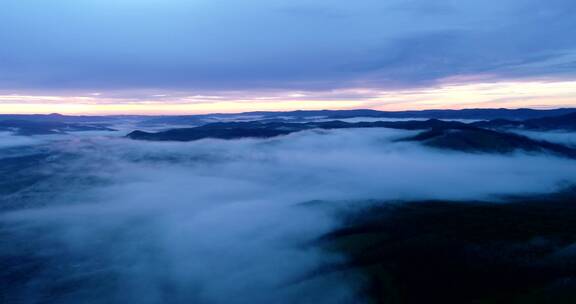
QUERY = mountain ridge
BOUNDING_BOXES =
[127,119,576,158]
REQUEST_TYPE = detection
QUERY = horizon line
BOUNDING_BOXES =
[1,106,575,117]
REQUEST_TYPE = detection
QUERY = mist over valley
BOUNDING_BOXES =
[1,109,576,303]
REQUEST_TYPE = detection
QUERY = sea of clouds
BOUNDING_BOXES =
[1,127,576,303]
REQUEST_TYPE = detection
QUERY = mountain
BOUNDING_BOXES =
[127,119,468,141]
[3,108,574,127]
[137,108,576,126]
[127,126,293,141]
[323,188,576,304]
[0,120,116,135]
[326,108,576,120]
[473,112,576,131]
[128,120,576,158]
[127,119,576,158]
[0,114,153,125]
[402,127,576,157]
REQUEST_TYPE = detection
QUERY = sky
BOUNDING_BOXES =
[1,0,576,114]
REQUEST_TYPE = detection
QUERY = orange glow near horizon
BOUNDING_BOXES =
[0,100,368,115]
[0,79,575,115]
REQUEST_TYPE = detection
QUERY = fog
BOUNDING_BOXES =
[0,132,48,148]
[1,128,576,303]
[512,130,576,148]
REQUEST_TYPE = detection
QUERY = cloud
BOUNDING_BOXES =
[0,0,575,95]
[1,127,576,302]
[3,79,576,115]
[512,130,576,148]
[0,132,47,148]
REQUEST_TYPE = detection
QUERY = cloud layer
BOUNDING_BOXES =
[1,128,576,302]
[1,0,576,95]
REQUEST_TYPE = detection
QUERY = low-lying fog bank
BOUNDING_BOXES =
[512,130,576,148]
[1,128,575,303]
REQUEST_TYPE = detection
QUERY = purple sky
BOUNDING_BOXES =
[1,0,575,113]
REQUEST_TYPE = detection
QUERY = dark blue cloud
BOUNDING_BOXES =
[0,0,575,93]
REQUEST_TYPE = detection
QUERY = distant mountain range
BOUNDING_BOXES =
[0,120,115,135]
[0,113,144,123]
[132,108,576,126]
[1,108,574,148]
[473,112,576,131]
[1,108,575,126]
